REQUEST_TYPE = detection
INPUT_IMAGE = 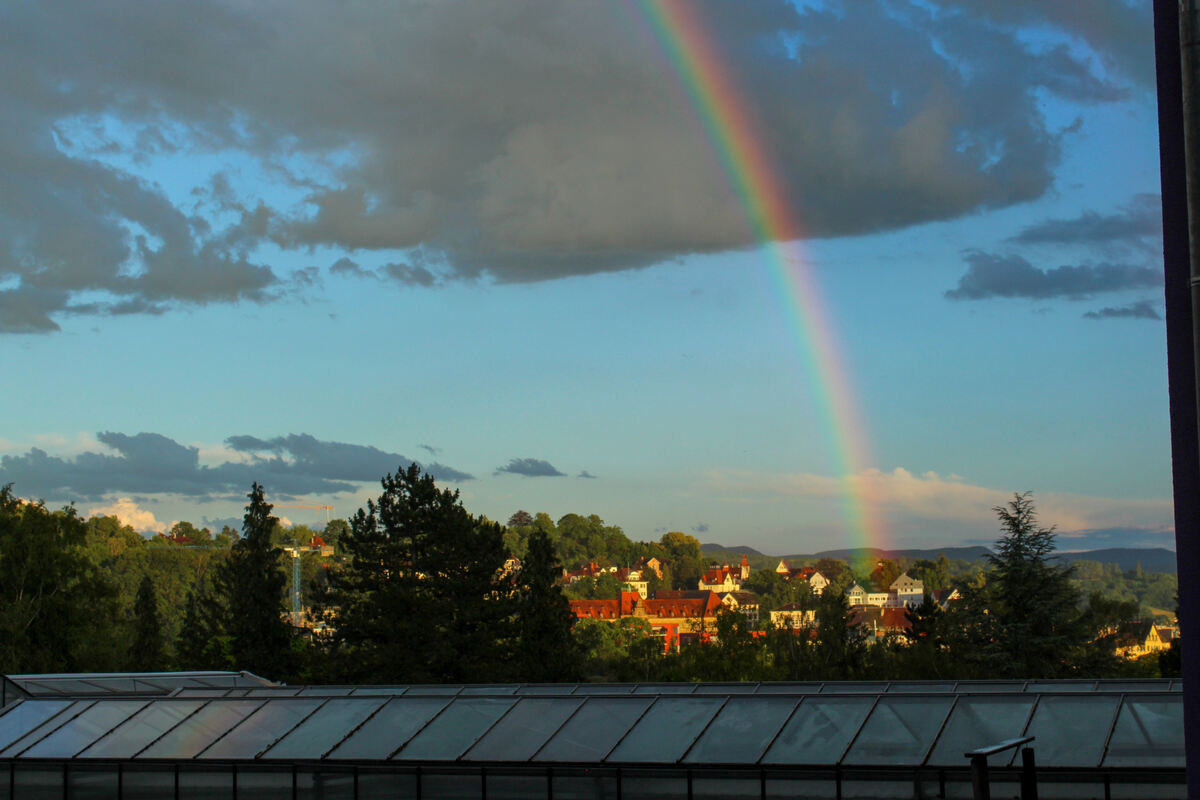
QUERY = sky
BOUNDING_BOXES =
[0,0,1174,556]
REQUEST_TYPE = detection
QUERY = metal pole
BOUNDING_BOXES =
[1154,3,1200,796]
[969,754,990,800]
[1019,747,1038,800]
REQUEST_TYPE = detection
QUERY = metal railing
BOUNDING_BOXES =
[965,736,1036,800]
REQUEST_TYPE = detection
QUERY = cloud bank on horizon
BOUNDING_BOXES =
[0,431,477,501]
[0,0,1155,332]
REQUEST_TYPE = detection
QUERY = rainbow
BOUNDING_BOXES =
[632,0,887,550]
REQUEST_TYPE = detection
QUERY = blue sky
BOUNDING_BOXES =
[0,0,1172,555]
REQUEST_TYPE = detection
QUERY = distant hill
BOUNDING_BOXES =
[699,544,764,557]
[700,543,1177,574]
[798,546,992,563]
[1055,547,1176,573]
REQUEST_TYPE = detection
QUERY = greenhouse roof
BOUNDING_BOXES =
[0,683,1182,770]
[1,672,276,707]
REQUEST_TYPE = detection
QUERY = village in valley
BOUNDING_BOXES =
[556,550,1177,662]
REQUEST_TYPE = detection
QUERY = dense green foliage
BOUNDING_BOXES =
[129,575,167,671]
[214,484,296,679]
[0,479,1177,684]
[320,464,518,682]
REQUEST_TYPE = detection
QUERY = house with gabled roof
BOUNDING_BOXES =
[774,560,829,595]
[698,556,750,592]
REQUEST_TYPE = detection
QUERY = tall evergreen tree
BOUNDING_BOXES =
[129,575,167,670]
[174,582,232,670]
[984,492,1085,677]
[514,529,580,681]
[325,464,517,683]
[214,483,293,679]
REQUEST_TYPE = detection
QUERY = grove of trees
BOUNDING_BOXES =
[0,477,1180,684]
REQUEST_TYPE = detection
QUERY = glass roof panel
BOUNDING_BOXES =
[460,685,518,695]
[693,684,758,694]
[393,697,516,761]
[533,697,654,762]
[843,696,954,766]
[886,682,956,693]
[0,700,75,752]
[198,699,326,760]
[261,698,387,759]
[1025,681,1096,693]
[402,686,463,695]
[349,687,409,696]
[247,688,300,697]
[926,696,1036,766]
[956,682,1026,693]
[631,684,697,694]
[1097,681,1168,693]
[0,700,93,757]
[683,697,799,764]
[462,698,584,761]
[297,687,353,696]
[515,684,576,695]
[606,696,725,763]
[820,682,888,694]
[761,697,875,765]
[78,700,206,759]
[571,684,636,695]
[19,700,148,758]
[1017,695,1120,767]
[755,683,822,694]
[326,697,450,760]
[171,689,232,698]
[136,700,264,759]
[1102,695,1184,768]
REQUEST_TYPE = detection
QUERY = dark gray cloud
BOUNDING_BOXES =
[0,1,1149,331]
[1083,300,1162,321]
[381,262,437,288]
[1011,194,1161,249]
[419,444,442,457]
[225,433,474,483]
[0,431,473,502]
[945,252,1161,300]
[495,458,566,478]
[577,470,598,479]
[693,522,711,534]
[329,257,373,279]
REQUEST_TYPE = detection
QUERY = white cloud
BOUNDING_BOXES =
[86,497,165,533]
[705,467,1173,535]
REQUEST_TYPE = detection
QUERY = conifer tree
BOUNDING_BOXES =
[514,529,580,681]
[214,483,293,678]
[325,464,516,683]
[983,492,1085,677]
[175,580,233,669]
[129,575,167,670]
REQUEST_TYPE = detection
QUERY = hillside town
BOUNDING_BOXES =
[561,554,1177,659]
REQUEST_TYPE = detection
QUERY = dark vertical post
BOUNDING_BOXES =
[1155,3,1200,796]
[969,754,990,800]
[1019,747,1037,800]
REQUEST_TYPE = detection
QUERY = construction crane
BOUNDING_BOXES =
[271,503,334,523]
[270,503,335,624]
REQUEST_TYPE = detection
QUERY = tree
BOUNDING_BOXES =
[324,464,516,683]
[813,590,866,679]
[513,529,581,681]
[214,483,293,679]
[983,492,1086,677]
[175,581,232,670]
[507,510,535,528]
[0,486,124,673]
[129,575,168,671]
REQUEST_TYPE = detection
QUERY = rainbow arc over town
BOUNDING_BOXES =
[635,0,887,550]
